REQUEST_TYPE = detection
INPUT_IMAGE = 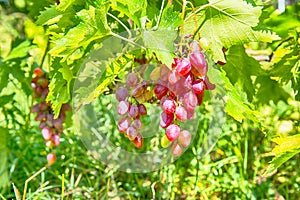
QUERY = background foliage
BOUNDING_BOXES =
[0,0,299,199]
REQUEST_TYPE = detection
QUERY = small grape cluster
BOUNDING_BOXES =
[31,68,71,165]
[116,73,150,149]
[153,41,215,156]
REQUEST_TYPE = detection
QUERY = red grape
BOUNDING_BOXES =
[160,65,170,82]
[183,91,198,111]
[160,112,174,128]
[189,50,208,77]
[138,104,147,116]
[175,106,187,121]
[52,134,60,146]
[162,99,176,114]
[42,127,52,140]
[166,124,180,142]
[47,153,56,165]
[34,68,43,77]
[126,73,138,87]
[203,76,216,90]
[178,130,191,147]
[118,101,130,116]
[117,118,131,133]
[154,84,168,100]
[192,79,205,94]
[116,87,128,101]
[175,58,191,76]
[133,118,142,130]
[132,133,143,148]
[128,105,139,118]
[168,70,180,85]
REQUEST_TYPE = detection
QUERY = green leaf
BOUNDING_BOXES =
[110,0,147,28]
[220,69,260,123]
[36,5,62,26]
[4,40,32,61]
[265,134,300,175]
[192,0,280,62]
[159,6,183,30]
[0,93,15,107]
[223,45,264,102]
[0,127,9,189]
[143,29,177,67]
[0,61,9,91]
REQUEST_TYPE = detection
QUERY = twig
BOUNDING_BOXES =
[107,13,132,38]
[152,0,166,30]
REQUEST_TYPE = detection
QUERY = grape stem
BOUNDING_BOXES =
[107,13,132,39]
[110,32,146,50]
[152,0,165,30]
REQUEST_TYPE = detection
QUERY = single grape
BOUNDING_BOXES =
[42,127,52,140]
[154,84,168,100]
[34,68,43,77]
[38,122,47,129]
[61,103,72,112]
[47,153,56,165]
[168,70,180,85]
[53,119,63,131]
[161,134,171,148]
[133,118,142,130]
[160,65,170,82]
[138,104,147,116]
[39,102,48,111]
[183,73,193,90]
[52,134,60,146]
[189,50,208,77]
[175,106,187,121]
[128,105,139,118]
[38,78,49,88]
[166,124,180,142]
[35,112,46,121]
[162,99,176,114]
[116,87,128,102]
[126,73,138,87]
[175,58,191,76]
[31,104,40,113]
[132,133,143,148]
[172,143,183,157]
[178,130,191,147]
[189,40,202,52]
[131,83,146,97]
[127,126,138,141]
[118,118,131,133]
[160,112,174,128]
[183,91,198,112]
[118,101,130,116]
[192,79,205,94]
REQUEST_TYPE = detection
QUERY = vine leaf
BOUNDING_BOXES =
[195,0,280,63]
[0,127,9,189]
[265,134,300,175]
[159,6,183,30]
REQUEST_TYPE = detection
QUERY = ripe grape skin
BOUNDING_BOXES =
[52,134,60,146]
[47,153,56,165]
[118,101,130,116]
[189,50,208,77]
[175,58,191,76]
[166,124,180,142]
[126,73,138,87]
[178,130,191,147]
[192,79,205,94]
[160,112,174,128]
[118,118,131,133]
[127,126,138,141]
[34,68,43,77]
[116,87,128,102]
[128,105,139,118]
[183,91,198,112]
[175,106,187,121]
[133,118,142,130]
[132,133,143,148]
[168,70,180,85]
[162,99,176,114]
[138,104,147,116]
[154,84,168,100]
[172,143,183,157]
[42,127,52,140]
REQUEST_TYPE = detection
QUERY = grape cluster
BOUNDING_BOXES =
[116,72,151,149]
[114,41,215,157]
[152,41,215,156]
[31,68,71,165]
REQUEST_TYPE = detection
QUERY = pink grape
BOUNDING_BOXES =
[42,127,52,140]
[47,153,56,165]
[138,104,147,116]
[172,143,183,157]
[162,99,176,114]
[31,104,40,113]
[160,65,170,81]
[203,76,216,90]
[117,118,131,133]
[189,50,208,76]
[118,101,130,116]
[168,70,180,85]
[178,130,191,147]
[126,73,138,87]
[128,105,139,118]
[160,112,174,128]
[192,79,205,94]
[133,118,142,130]
[175,58,191,76]
[52,134,60,146]
[53,119,63,131]
[116,87,128,102]
[166,124,180,142]
[183,91,198,111]
[127,126,138,141]
[175,106,187,121]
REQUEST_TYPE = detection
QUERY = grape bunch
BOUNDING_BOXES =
[152,41,215,156]
[115,72,151,149]
[114,41,215,157]
[31,68,71,165]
